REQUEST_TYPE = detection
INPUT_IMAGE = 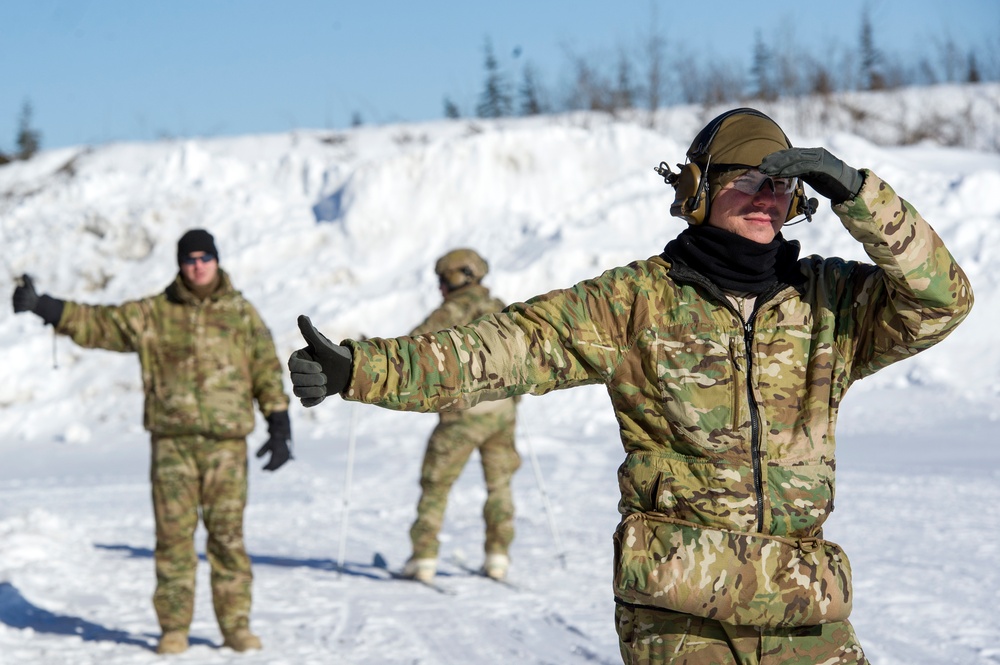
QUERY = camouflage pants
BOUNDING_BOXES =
[410,408,520,559]
[151,435,252,635]
[615,603,868,665]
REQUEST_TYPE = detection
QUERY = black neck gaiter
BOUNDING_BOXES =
[663,225,801,294]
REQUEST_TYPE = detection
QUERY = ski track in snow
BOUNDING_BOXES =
[2,86,1000,663]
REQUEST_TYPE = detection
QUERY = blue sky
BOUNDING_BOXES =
[2,0,997,151]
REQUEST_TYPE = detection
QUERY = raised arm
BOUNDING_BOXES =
[762,148,973,379]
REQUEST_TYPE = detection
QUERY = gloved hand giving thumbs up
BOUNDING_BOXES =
[288,315,353,407]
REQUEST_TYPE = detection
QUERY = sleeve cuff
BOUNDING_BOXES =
[36,295,65,327]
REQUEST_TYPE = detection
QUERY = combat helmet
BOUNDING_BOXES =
[435,248,488,290]
[656,108,814,225]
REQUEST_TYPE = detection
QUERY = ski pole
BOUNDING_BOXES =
[520,420,567,569]
[336,401,360,578]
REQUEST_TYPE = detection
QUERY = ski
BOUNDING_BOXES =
[371,552,455,596]
[449,555,520,591]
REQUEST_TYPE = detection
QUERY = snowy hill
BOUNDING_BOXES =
[1,84,999,664]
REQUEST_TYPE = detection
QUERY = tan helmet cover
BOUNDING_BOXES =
[670,108,801,225]
[703,114,790,202]
[435,248,489,289]
[692,112,791,169]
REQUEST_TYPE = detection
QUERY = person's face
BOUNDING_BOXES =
[179,251,219,287]
[706,170,793,244]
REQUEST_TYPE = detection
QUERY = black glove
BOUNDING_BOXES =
[12,274,65,325]
[256,410,292,471]
[288,315,352,407]
[759,147,864,204]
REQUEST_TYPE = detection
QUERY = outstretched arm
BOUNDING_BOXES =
[12,274,148,352]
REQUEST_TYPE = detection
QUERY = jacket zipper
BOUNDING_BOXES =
[742,311,765,533]
[665,262,790,535]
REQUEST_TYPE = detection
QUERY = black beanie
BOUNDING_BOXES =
[177,229,219,264]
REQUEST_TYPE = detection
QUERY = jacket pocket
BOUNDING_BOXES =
[612,512,852,628]
[652,330,742,453]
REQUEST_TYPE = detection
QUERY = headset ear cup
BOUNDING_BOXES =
[788,180,805,222]
[670,162,708,225]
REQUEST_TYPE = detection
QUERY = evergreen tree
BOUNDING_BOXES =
[476,37,512,118]
[612,48,636,111]
[16,100,41,160]
[967,52,982,83]
[751,31,776,101]
[518,64,544,116]
[443,97,461,119]
[859,7,885,90]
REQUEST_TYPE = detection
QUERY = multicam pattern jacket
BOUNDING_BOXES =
[57,270,289,438]
[410,283,514,417]
[410,284,507,337]
[341,172,972,602]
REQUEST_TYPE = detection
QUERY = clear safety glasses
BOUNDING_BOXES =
[729,170,796,197]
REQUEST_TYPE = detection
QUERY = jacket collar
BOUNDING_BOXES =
[444,282,489,301]
[165,268,235,305]
[664,252,807,314]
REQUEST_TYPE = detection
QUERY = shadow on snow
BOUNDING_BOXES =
[93,542,387,580]
[0,581,170,650]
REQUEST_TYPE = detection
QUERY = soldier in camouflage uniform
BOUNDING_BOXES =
[13,229,291,655]
[288,109,973,664]
[399,249,519,584]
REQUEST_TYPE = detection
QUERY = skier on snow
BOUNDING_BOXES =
[398,249,520,584]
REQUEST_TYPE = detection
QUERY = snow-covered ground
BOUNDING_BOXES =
[1,84,999,664]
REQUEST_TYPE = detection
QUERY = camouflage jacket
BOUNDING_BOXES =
[56,270,289,438]
[410,283,515,417]
[343,171,972,541]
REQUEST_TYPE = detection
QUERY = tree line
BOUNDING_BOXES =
[456,8,999,126]
[0,101,41,165]
[4,7,997,161]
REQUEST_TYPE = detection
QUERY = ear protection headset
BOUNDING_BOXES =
[655,108,816,225]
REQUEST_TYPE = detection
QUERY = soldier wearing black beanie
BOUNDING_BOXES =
[12,225,291,655]
[176,229,219,265]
